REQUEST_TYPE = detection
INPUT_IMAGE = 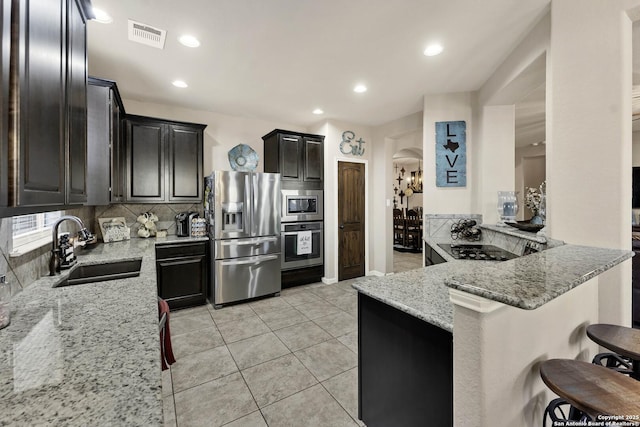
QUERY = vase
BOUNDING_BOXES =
[530,214,543,225]
[497,191,518,225]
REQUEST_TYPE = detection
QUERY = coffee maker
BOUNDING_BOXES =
[176,211,200,237]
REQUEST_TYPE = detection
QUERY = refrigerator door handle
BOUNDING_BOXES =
[219,254,279,266]
[220,237,279,246]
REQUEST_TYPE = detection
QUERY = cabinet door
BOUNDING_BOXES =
[110,92,124,202]
[12,0,66,206]
[303,137,323,184]
[65,0,87,205]
[86,84,110,205]
[278,134,302,182]
[125,119,166,202]
[168,124,203,202]
[156,255,207,309]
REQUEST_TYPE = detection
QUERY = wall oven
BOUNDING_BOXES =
[281,222,323,270]
[281,190,323,223]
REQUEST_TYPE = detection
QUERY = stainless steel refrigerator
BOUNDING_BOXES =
[205,171,281,308]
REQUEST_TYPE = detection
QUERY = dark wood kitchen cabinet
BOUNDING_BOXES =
[3,0,92,211]
[124,115,205,203]
[156,241,208,310]
[263,129,324,190]
[86,77,125,205]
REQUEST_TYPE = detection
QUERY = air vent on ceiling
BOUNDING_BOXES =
[128,19,166,49]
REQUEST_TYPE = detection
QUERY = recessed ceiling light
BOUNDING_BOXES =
[312,108,324,115]
[353,84,367,93]
[423,43,443,57]
[172,80,188,88]
[92,8,113,24]
[178,35,200,48]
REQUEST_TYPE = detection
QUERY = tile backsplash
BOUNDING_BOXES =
[94,203,204,240]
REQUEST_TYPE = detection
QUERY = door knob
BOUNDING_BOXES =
[339,224,344,229]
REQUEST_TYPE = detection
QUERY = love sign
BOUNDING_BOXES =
[435,121,466,187]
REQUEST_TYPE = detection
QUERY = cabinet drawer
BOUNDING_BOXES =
[156,241,207,259]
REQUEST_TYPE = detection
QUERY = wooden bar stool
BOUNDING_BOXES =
[587,324,640,379]
[540,359,640,423]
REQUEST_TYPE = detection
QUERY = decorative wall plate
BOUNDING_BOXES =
[228,144,259,171]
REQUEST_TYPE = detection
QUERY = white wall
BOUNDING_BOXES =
[122,99,306,174]
[423,92,474,214]
[547,0,639,326]
[315,120,373,283]
[476,105,516,222]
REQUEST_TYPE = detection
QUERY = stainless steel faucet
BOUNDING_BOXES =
[49,215,95,276]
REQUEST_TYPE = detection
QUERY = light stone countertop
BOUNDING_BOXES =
[354,239,632,332]
[0,235,207,426]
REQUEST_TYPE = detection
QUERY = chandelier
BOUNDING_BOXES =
[409,160,423,193]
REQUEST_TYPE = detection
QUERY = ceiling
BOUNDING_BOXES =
[87,0,550,128]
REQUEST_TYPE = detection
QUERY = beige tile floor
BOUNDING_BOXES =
[162,251,422,427]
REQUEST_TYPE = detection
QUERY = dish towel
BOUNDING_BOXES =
[296,230,312,255]
[158,298,176,370]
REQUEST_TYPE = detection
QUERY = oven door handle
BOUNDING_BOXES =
[282,232,321,237]
[219,254,279,266]
[220,237,278,246]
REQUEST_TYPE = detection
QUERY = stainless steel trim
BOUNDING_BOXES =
[281,189,323,223]
[220,237,278,246]
[219,254,279,266]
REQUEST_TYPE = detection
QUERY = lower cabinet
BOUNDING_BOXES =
[156,240,208,310]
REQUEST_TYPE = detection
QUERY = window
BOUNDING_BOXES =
[11,211,63,254]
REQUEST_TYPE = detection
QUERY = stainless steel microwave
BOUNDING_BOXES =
[281,190,323,223]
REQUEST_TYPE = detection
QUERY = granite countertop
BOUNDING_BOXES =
[445,244,633,309]
[0,235,207,426]
[354,238,632,331]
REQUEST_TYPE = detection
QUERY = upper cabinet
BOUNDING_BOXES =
[3,0,92,212]
[86,77,125,205]
[263,129,325,190]
[124,115,206,203]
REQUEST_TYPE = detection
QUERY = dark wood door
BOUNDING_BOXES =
[338,161,365,280]
[13,0,67,206]
[65,0,87,205]
[156,255,207,309]
[125,118,166,202]
[168,124,203,201]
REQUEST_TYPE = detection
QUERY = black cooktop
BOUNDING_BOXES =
[437,243,518,261]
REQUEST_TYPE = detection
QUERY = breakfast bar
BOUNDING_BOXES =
[354,240,633,427]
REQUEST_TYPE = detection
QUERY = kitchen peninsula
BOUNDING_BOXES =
[354,225,633,427]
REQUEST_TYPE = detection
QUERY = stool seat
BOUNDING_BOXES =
[540,359,640,417]
[587,324,640,361]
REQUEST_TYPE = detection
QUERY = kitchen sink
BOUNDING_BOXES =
[54,258,142,287]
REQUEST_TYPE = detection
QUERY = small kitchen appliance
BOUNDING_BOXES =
[175,212,190,237]
[187,212,200,236]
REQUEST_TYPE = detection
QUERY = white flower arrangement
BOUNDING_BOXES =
[524,181,546,214]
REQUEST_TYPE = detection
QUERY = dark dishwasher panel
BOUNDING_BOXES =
[156,241,208,310]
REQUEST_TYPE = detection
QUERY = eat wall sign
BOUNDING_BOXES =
[435,121,467,187]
